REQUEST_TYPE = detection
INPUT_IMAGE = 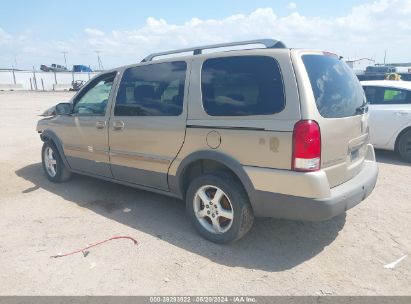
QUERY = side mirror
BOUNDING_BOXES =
[55,103,72,115]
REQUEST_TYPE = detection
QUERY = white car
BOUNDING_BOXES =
[361,80,411,162]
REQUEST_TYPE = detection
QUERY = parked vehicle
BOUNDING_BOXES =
[365,65,396,74]
[40,64,50,72]
[357,72,411,82]
[49,64,68,72]
[362,80,411,162]
[40,64,68,72]
[36,39,378,243]
[73,65,93,72]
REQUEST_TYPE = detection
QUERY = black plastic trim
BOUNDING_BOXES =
[171,150,255,203]
[252,160,378,220]
[186,125,266,131]
[40,130,71,169]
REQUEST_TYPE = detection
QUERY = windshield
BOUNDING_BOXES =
[302,54,367,118]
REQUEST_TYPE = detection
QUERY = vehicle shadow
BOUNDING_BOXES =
[16,163,346,272]
[375,149,410,166]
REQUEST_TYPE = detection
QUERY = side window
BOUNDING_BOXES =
[364,86,384,104]
[365,86,411,105]
[114,61,187,116]
[383,88,411,104]
[201,56,285,116]
[73,73,116,115]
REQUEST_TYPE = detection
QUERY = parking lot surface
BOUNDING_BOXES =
[0,91,410,295]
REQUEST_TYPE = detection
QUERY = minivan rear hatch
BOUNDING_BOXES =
[294,51,369,188]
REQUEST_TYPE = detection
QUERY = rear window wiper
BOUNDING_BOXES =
[355,103,369,114]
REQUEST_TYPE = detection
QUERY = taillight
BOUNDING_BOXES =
[292,120,321,172]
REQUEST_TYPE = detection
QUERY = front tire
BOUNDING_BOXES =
[397,129,411,163]
[186,172,254,244]
[41,141,71,182]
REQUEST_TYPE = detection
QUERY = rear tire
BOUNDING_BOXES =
[41,141,71,182]
[186,172,254,244]
[397,129,411,163]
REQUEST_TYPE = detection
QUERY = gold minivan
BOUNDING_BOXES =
[37,39,378,243]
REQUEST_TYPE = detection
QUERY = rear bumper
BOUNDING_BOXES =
[250,149,379,221]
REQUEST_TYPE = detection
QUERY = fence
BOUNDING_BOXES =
[0,70,100,91]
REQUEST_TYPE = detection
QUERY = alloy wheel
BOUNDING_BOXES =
[193,185,234,234]
[44,146,57,177]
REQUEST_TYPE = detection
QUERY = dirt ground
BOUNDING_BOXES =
[0,91,410,295]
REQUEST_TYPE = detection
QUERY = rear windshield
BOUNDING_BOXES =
[302,54,366,118]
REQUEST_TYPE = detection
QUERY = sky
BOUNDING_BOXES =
[0,0,410,70]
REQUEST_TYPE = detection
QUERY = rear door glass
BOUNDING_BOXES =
[302,54,366,118]
[201,56,285,116]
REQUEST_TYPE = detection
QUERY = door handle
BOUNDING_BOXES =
[112,120,125,130]
[95,121,106,129]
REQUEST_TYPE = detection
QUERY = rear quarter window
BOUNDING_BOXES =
[201,56,285,116]
[303,54,366,118]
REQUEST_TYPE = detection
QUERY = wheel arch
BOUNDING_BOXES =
[170,150,256,205]
[40,130,71,169]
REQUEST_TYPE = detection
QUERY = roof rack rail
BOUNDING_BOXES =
[141,39,286,62]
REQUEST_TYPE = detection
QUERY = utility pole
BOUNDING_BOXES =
[11,65,16,84]
[61,51,68,69]
[383,50,387,65]
[95,51,104,70]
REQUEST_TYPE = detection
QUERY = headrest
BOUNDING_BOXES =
[134,85,155,101]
